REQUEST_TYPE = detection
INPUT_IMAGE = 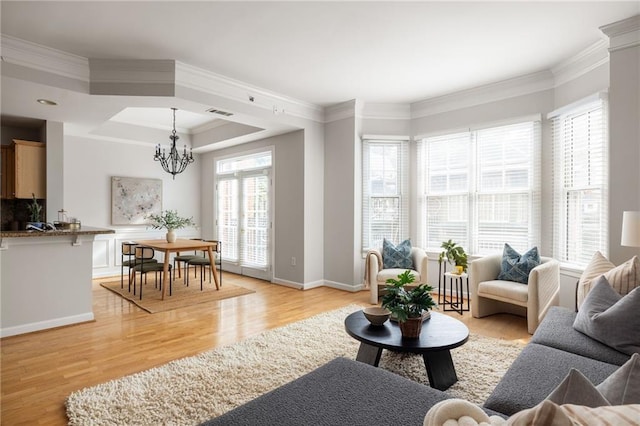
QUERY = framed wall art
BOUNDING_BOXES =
[111,176,162,225]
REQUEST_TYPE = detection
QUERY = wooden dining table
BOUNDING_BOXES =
[134,239,220,300]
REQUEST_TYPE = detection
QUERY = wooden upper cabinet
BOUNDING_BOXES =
[1,145,16,199]
[1,140,46,199]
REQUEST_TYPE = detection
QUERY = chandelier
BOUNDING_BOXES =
[154,108,194,179]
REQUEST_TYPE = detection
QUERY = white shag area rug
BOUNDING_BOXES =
[66,305,525,425]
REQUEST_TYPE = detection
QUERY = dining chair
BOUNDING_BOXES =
[130,246,172,299]
[172,238,202,281]
[186,240,222,289]
[121,241,137,289]
[121,241,158,291]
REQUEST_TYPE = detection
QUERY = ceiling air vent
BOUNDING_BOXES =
[207,108,234,117]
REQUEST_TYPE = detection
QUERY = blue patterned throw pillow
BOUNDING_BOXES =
[382,238,414,269]
[497,243,540,284]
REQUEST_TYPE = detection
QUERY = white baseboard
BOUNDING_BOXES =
[1,312,95,338]
[302,279,325,290]
[323,280,363,292]
[271,277,304,289]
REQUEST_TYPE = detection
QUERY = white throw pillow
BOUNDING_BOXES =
[577,252,640,308]
[423,399,506,426]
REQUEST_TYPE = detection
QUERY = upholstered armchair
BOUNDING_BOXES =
[366,247,428,304]
[469,255,560,334]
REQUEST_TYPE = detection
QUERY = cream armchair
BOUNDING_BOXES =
[469,255,560,334]
[366,247,428,304]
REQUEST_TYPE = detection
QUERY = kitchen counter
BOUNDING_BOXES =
[0,226,115,337]
[1,226,114,239]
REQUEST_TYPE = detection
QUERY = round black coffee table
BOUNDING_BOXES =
[344,310,469,390]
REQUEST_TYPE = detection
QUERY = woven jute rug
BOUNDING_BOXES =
[100,275,254,313]
[66,304,525,425]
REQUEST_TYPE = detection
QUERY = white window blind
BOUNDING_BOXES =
[362,139,409,251]
[551,97,608,266]
[475,122,541,254]
[421,132,471,251]
[419,120,541,255]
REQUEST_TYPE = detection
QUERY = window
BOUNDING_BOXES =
[550,95,608,266]
[418,120,541,255]
[362,138,409,251]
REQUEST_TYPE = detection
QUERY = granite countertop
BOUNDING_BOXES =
[0,226,115,238]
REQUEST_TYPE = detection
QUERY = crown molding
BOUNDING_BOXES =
[0,34,89,81]
[175,61,324,123]
[361,103,411,120]
[411,70,554,119]
[600,14,640,52]
[0,34,324,124]
[89,59,176,96]
[551,39,609,87]
[324,99,363,123]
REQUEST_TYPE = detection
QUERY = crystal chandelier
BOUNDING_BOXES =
[154,108,194,179]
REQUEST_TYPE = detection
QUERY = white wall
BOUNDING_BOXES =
[303,123,326,285]
[64,135,201,277]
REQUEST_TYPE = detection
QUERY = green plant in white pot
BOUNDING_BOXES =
[146,210,196,243]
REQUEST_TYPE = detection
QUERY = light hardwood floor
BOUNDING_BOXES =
[1,273,530,425]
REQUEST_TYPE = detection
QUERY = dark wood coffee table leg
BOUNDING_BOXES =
[422,350,458,390]
[356,342,383,366]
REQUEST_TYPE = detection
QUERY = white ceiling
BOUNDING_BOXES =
[110,108,218,134]
[2,1,638,107]
[0,1,638,149]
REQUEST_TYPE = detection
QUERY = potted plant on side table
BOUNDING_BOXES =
[438,239,468,274]
[381,270,437,339]
[146,210,196,243]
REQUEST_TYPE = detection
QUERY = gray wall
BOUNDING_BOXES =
[608,44,640,265]
[201,130,306,285]
[324,115,358,288]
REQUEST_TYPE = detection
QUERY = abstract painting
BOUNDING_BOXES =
[111,177,162,225]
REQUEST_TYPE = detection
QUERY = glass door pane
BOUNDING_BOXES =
[217,178,238,262]
[242,174,269,269]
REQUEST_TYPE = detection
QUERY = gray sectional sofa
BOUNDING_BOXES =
[201,306,632,425]
[483,306,628,415]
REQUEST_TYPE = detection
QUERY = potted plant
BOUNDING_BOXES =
[438,239,468,274]
[146,209,196,243]
[26,193,43,228]
[381,270,437,338]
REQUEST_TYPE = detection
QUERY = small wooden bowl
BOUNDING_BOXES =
[363,307,391,326]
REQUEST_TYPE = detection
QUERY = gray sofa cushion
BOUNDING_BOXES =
[200,357,505,425]
[573,277,640,356]
[531,306,630,366]
[483,343,618,416]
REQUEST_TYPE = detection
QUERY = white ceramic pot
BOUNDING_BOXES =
[166,229,177,243]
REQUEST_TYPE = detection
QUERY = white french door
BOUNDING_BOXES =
[217,170,271,280]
